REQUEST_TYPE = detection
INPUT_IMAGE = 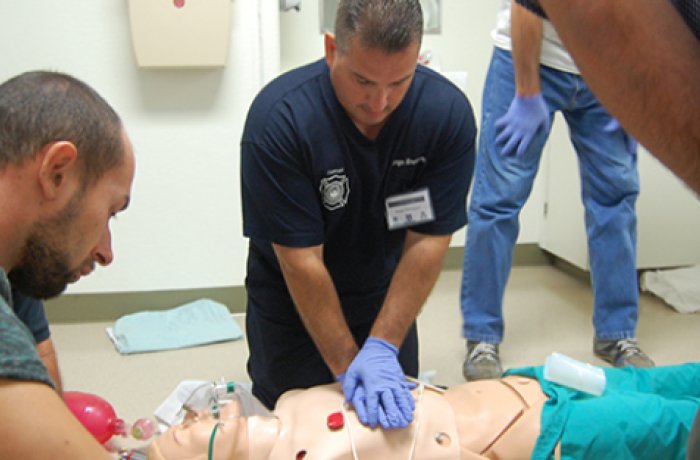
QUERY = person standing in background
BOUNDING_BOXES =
[460,0,653,381]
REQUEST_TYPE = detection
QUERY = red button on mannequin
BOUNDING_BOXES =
[327,411,344,430]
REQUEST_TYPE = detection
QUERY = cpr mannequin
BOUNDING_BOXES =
[149,364,700,460]
[148,375,547,460]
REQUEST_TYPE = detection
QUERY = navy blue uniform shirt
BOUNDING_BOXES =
[241,59,476,319]
[12,289,49,344]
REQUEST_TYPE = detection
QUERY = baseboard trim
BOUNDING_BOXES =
[45,286,248,324]
[46,244,555,324]
[442,243,553,270]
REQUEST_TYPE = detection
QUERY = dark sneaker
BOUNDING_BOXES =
[593,337,655,368]
[463,341,503,381]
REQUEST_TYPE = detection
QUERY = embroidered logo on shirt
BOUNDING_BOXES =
[319,174,350,211]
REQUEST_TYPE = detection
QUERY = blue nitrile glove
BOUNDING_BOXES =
[494,93,550,157]
[604,117,638,156]
[342,337,416,429]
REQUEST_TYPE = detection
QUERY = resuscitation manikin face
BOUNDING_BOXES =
[149,400,250,460]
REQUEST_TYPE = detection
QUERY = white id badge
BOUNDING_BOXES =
[385,188,435,230]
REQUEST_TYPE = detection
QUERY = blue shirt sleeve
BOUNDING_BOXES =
[240,64,329,248]
[241,139,325,247]
[0,272,53,388]
[11,289,50,344]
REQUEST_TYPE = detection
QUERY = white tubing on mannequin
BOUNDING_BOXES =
[341,381,426,460]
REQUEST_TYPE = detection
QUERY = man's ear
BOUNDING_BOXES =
[324,32,337,68]
[37,141,79,200]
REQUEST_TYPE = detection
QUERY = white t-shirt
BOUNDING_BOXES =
[491,0,579,75]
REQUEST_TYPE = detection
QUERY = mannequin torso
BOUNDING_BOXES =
[149,377,546,460]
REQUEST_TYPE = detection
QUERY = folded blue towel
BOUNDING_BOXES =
[110,299,243,354]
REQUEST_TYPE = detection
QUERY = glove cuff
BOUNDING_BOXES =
[365,336,399,356]
[515,92,544,104]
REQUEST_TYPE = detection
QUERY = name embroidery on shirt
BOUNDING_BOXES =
[392,156,426,167]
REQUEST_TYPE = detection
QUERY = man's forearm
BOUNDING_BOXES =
[273,244,358,375]
[0,380,111,459]
[511,1,544,96]
[371,232,451,347]
[535,0,700,195]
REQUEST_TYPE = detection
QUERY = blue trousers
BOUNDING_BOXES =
[461,48,640,343]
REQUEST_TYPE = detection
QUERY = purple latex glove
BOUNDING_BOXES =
[495,93,550,157]
[342,337,416,429]
[604,117,638,156]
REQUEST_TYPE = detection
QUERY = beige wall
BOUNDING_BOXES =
[0,0,280,294]
[2,0,694,299]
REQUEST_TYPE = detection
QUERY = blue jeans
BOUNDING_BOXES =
[461,48,640,343]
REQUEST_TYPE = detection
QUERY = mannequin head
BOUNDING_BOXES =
[149,401,254,460]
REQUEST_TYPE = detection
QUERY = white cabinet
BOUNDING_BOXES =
[539,114,700,270]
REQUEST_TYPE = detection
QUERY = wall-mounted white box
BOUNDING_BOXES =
[128,0,231,68]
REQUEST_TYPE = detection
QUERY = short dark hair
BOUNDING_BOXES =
[0,71,125,188]
[335,0,423,54]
